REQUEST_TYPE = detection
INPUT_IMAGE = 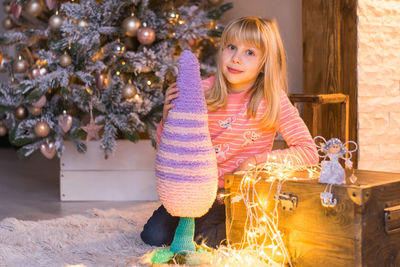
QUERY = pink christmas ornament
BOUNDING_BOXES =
[40,142,56,159]
[32,95,47,108]
[58,111,72,133]
[46,0,57,10]
[11,3,22,19]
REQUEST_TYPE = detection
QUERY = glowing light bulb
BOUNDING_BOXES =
[147,80,152,85]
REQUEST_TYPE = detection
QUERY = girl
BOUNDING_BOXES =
[141,17,318,248]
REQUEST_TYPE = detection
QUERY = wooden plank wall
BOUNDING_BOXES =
[302,0,358,166]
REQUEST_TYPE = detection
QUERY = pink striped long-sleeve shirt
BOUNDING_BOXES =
[157,77,318,188]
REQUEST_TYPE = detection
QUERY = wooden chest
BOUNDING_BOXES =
[225,170,400,266]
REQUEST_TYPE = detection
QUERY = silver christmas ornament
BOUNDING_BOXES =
[122,15,141,37]
[13,57,29,73]
[26,0,43,17]
[49,13,63,30]
[59,53,72,67]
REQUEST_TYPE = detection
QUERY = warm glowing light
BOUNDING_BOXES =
[116,71,120,75]
[178,20,185,24]
[147,80,152,85]
[122,61,126,65]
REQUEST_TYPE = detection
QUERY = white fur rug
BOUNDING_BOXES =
[0,202,160,267]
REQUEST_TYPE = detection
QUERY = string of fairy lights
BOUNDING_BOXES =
[210,154,321,267]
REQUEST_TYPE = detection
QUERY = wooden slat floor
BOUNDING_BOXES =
[0,147,151,221]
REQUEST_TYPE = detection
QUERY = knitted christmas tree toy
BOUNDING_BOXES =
[151,50,218,264]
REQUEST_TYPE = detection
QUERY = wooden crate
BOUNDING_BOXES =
[60,140,158,201]
[225,170,400,266]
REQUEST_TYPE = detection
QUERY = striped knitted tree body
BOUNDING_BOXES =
[156,50,218,218]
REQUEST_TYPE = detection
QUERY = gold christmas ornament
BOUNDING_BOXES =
[40,142,56,159]
[2,17,14,30]
[3,4,12,14]
[29,106,42,116]
[59,52,72,67]
[34,121,50,137]
[0,123,7,137]
[49,13,63,30]
[137,26,156,45]
[26,0,43,17]
[122,15,141,37]
[122,80,137,99]
[14,105,28,120]
[13,56,29,73]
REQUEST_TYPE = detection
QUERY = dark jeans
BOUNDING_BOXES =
[140,200,226,248]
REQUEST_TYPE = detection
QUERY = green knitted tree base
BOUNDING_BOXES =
[149,246,213,265]
[150,217,213,265]
[170,217,196,254]
[150,247,175,264]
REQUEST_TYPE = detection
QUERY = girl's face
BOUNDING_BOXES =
[328,143,341,154]
[221,40,263,93]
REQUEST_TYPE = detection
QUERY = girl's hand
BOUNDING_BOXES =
[235,156,257,172]
[161,82,179,125]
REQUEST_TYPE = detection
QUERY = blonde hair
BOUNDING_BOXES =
[206,17,287,129]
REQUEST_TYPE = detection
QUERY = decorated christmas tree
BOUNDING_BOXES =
[0,0,232,159]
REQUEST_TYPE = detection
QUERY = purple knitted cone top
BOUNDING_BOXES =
[155,50,218,218]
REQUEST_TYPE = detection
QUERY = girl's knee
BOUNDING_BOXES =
[141,226,173,247]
